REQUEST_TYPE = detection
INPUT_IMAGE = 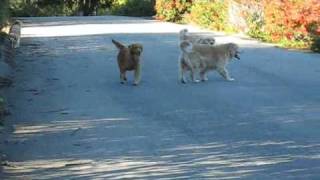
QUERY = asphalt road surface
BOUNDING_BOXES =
[1,16,320,179]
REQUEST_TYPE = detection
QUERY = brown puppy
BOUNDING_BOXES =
[112,39,143,85]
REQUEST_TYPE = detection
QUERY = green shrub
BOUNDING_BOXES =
[155,0,192,22]
[245,11,267,41]
[9,0,155,17]
[9,0,79,17]
[111,0,155,17]
[188,1,233,32]
[0,0,10,29]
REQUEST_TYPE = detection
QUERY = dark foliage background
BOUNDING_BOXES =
[9,0,155,17]
[0,0,10,29]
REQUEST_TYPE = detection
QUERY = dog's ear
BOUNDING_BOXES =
[180,40,193,53]
[227,43,240,60]
[179,29,188,39]
[129,44,143,55]
[132,44,143,52]
[179,28,188,34]
[112,39,126,49]
[210,38,216,45]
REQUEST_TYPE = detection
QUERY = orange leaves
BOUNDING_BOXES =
[263,0,320,41]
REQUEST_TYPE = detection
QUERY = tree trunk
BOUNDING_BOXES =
[78,0,84,16]
[89,0,98,16]
[83,0,90,16]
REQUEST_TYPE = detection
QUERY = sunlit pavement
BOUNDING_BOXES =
[1,16,320,179]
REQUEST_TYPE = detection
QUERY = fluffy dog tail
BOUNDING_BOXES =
[179,40,194,73]
[179,28,188,41]
[112,39,126,49]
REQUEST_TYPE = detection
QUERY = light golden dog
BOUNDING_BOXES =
[112,39,143,86]
[9,20,22,48]
[179,41,240,83]
[193,42,240,82]
[179,40,203,83]
[179,28,216,46]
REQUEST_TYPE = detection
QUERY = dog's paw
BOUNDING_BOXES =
[227,78,235,81]
[133,83,139,86]
[180,80,187,84]
[193,80,200,83]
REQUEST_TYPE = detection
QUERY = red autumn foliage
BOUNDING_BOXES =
[154,0,320,50]
[263,0,320,42]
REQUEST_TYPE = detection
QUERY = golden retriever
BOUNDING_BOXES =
[194,42,240,81]
[179,41,240,83]
[112,39,143,86]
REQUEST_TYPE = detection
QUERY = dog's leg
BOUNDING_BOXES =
[217,68,234,81]
[179,66,188,84]
[180,67,187,84]
[200,69,208,81]
[182,69,188,83]
[120,71,127,84]
[178,56,187,84]
[133,64,141,86]
[16,37,21,48]
[190,69,200,83]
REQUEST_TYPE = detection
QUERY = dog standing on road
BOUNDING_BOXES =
[192,43,240,82]
[112,39,143,86]
[178,28,217,83]
[178,41,240,83]
[179,40,203,83]
[9,20,22,48]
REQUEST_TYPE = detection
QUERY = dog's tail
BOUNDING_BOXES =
[179,28,188,41]
[179,40,195,73]
[112,39,126,49]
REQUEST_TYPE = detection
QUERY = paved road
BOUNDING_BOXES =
[1,16,320,179]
